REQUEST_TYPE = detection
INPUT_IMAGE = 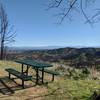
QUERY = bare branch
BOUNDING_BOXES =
[47,0,98,25]
[59,0,77,23]
[47,0,63,10]
[91,9,100,23]
[80,0,92,26]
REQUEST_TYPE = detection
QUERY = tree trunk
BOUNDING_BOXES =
[0,41,4,60]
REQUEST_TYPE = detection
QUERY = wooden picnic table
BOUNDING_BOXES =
[15,59,53,84]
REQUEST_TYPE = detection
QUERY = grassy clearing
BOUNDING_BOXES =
[44,78,100,100]
[0,60,100,100]
[0,60,21,70]
[0,60,21,77]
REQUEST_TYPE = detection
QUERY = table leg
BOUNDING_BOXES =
[42,68,44,84]
[26,65,29,76]
[36,67,39,84]
[22,80,24,89]
[21,64,24,74]
[9,73,11,79]
[52,74,54,81]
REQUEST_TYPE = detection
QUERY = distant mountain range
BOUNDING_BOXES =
[7,46,100,51]
[6,46,100,61]
[7,46,65,50]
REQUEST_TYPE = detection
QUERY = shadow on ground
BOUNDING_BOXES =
[0,76,35,95]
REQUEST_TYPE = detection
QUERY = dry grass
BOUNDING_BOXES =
[0,60,100,100]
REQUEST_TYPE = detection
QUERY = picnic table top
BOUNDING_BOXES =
[15,59,53,68]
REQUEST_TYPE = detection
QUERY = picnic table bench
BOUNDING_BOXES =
[5,68,32,88]
[38,68,60,81]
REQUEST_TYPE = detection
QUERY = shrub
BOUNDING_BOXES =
[55,65,66,72]
[82,68,90,75]
[90,90,100,100]
[96,65,100,71]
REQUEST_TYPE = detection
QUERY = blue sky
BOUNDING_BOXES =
[1,0,100,47]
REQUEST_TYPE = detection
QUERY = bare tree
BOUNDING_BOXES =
[47,0,98,24]
[0,4,16,60]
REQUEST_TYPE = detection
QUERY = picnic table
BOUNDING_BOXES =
[5,60,60,88]
[15,60,53,84]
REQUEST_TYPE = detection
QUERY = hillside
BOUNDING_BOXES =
[5,47,100,63]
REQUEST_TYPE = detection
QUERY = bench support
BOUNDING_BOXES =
[36,68,39,84]
[22,80,24,89]
[9,73,11,79]
[38,68,59,82]
[5,68,32,89]
[26,65,29,75]
[52,74,55,81]
[21,64,24,74]
[42,68,44,83]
